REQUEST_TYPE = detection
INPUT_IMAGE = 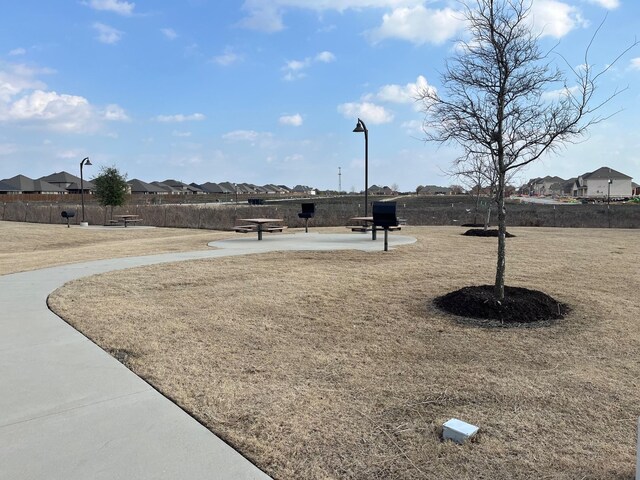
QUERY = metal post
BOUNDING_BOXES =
[384,228,389,251]
[364,127,368,217]
[79,157,91,223]
[353,118,369,217]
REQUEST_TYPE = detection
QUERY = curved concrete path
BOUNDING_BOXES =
[0,232,416,480]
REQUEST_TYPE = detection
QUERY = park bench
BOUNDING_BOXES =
[266,225,288,233]
[233,224,257,233]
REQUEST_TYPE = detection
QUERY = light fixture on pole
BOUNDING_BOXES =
[607,178,612,207]
[80,157,92,223]
[352,118,369,216]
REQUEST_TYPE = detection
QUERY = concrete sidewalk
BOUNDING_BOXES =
[0,232,416,480]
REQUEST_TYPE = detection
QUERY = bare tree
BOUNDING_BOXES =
[450,152,497,229]
[419,0,637,301]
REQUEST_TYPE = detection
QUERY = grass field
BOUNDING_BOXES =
[37,224,640,479]
[0,221,231,275]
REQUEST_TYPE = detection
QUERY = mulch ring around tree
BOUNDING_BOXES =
[462,228,515,237]
[434,285,570,327]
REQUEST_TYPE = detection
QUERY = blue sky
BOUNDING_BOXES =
[0,0,638,191]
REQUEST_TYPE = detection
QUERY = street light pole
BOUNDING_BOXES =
[607,178,612,207]
[79,157,92,223]
[352,118,369,216]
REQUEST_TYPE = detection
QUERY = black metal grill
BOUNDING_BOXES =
[61,210,76,228]
[372,202,398,228]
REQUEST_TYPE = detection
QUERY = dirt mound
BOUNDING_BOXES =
[463,228,515,237]
[434,285,569,325]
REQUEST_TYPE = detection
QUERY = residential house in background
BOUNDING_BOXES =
[367,185,394,195]
[572,167,632,198]
[161,179,205,194]
[292,185,316,195]
[195,182,224,194]
[39,171,95,194]
[0,175,65,194]
[530,176,565,196]
[417,185,452,195]
[0,180,19,194]
[128,179,168,195]
[150,181,181,194]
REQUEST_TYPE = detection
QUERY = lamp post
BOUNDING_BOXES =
[80,157,92,223]
[352,118,369,216]
[607,178,612,207]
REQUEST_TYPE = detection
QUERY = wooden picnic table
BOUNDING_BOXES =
[348,216,401,241]
[237,218,285,240]
[112,214,142,227]
[349,216,377,240]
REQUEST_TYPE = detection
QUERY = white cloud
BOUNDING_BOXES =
[238,1,284,32]
[9,48,26,56]
[401,119,422,134]
[279,113,303,126]
[541,85,580,102]
[85,0,135,16]
[221,130,275,148]
[366,75,434,109]
[93,23,124,45]
[630,58,640,71]
[530,0,587,38]
[0,65,48,102]
[56,150,81,159]
[368,5,463,45]
[213,47,243,66]
[103,104,129,121]
[172,130,192,137]
[153,113,206,122]
[161,28,178,40]
[284,153,304,162]
[0,90,95,132]
[315,51,336,63]
[337,101,394,124]
[222,129,272,142]
[282,50,336,81]
[238,0,424,32]
[587,0,620,9]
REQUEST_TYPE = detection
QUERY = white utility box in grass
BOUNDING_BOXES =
[443,418,479,444]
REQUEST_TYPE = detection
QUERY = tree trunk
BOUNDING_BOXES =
[494,172,507,301]
[484,204,491,231]
[473,190,481,225]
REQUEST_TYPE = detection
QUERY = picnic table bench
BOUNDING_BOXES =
[348,203,402,250]
[233,224,257,233]
[234,218,286,240]
[108,215,143,227]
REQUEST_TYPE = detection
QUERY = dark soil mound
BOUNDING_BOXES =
[463,228,515,237]
[434,285,569,325]
[461,223,486,227]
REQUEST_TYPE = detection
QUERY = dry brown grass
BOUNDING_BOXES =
[46,226,640,479]
[0,221,232,275]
